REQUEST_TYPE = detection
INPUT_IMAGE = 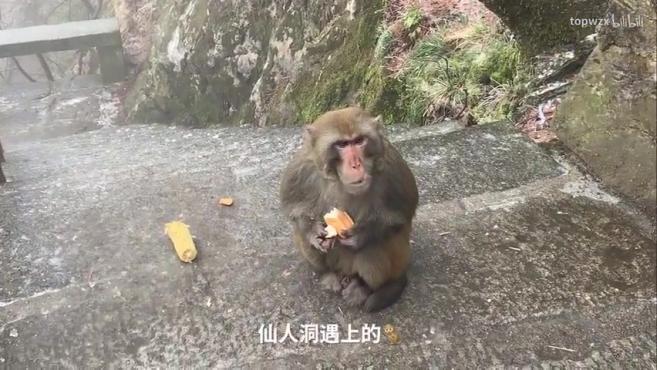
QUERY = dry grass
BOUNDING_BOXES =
[382,0,500,75]
[515,99,560,143]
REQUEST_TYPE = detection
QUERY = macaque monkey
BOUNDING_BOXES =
[279,107,419,312]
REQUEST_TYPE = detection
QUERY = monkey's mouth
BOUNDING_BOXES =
[345,176,371,194]
[349,174,370,185]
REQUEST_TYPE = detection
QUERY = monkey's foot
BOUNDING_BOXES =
[340,274,354,289]
[320,272,343,293]
[342,279,369,307]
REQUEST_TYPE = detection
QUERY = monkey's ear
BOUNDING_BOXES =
[371,115,386,135]
[303,124,316,143]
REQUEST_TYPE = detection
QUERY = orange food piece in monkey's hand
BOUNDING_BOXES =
[323,208,354,238]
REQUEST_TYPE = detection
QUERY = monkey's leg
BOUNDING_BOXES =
[0,165,5,184]
[328,248,368,306]
[293,229,328,273]
[362,272,408,313]
[320,272,343,293]
[341,276,371,306]
[353,234,410,312]
[292,231,345,293]
[320,270,360,294]
[322,246,360,297]
[340,274,354,289]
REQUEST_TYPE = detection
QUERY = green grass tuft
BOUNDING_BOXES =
[391,24,534,124]
[374,26,394,61]
[402,6,423,31]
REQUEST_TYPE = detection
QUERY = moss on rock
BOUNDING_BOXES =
[284,0,385,124]
[359,64,407,124]
[479,0,608,53]
[554,0,656,213]
[126,0,386,126]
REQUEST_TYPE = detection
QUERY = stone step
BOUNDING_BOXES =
[395,121,565,204]
[387,119,464,143]
[0,87,654,367]
[2,120,564,204]
[0,190,654,367]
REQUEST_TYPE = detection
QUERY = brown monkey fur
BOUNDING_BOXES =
[279,107,419,312]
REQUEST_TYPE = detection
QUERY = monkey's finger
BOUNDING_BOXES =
[340,275,353,289]
[337,227,355,239]
[338,234,359,248]
[315,236,335,252]
[319,237,335,250]
[314,223,329,238]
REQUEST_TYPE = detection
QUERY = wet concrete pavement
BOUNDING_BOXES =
[0,79,655,368]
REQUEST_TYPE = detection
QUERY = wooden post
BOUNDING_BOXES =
[98,45,125,84]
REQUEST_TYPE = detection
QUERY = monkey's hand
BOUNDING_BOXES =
[337,229,361,249]
[309,223,335,253]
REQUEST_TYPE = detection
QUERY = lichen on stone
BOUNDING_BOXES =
[553,0,656,213]
[126,0,385,127]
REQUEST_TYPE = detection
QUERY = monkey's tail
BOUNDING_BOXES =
[364,274,408,313]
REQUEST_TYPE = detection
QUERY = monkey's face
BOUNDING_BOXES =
[332,135,373,195]
[305,108,385,196]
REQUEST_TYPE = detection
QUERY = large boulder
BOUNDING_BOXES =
[553,0,656,214]
[125,0,384,126]
[479,0,608,53]
[111,0,156,70]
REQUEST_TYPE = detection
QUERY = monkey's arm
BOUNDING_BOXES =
[338,208,409,250]
[286,211,336,252]
[280,160,335,251]
[339,163,418,250]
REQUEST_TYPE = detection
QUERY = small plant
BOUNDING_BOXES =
[402,6,423,31]
[392,22,534,125]
[399,33,448,80]
[409,34,447,61]
[374,26,394,61]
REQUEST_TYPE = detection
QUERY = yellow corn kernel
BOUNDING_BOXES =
[164,221,197,263]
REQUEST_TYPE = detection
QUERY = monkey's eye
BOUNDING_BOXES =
[335,140,349,149]
[353,136,365,145]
